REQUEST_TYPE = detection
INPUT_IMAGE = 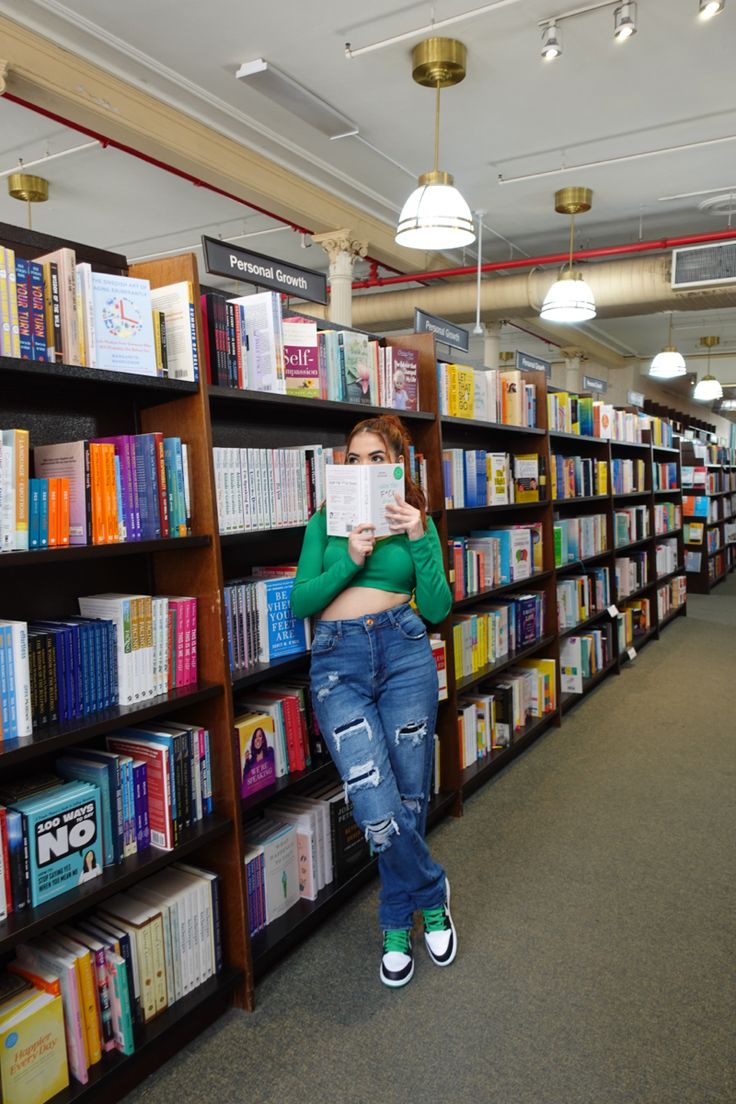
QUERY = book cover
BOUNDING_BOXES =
[339,330,372,404]
[325,462,405,538]
[33,440,90,546]
[237,711,277,799]
[389,347,419,411]
[0,990,69,1104]
[282,316,320,397]
[150,283,198,382]
[246,818,300,923]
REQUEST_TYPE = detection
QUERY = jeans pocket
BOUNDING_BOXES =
[311,629,338,655]
[396,611,427,640]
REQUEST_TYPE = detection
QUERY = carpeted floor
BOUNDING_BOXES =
[125,577,736,1104]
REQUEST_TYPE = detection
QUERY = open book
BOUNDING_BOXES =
[325,463,405,538]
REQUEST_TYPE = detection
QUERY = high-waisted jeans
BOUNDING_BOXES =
[310,603,446,930]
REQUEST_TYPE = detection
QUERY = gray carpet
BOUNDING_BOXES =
[125,578,736,1104]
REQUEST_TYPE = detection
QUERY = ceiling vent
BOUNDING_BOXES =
[671,240,736,289]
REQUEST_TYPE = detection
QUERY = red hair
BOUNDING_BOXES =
[346,414,427,530]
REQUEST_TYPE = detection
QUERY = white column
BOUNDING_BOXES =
[311,228,368,327]
[560,345,585,391]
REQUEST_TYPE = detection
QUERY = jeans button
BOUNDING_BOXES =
[366,617,374,626]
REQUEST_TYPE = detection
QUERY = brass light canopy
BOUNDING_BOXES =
[8,173,49,230]
[554,186,593,216]
[395,37,475,251]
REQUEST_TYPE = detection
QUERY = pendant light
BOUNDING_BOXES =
[540,187,596,323]
[395,38,475,251]
[693,336,723,401]
[649,313,687,378]
[698,0,724,19]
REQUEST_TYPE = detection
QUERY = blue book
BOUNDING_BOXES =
[163,437,186,537]
[29,479,42,549]
[254,576,309,661]
[30,624,72,722]
[463,451,478,508]
[113,726,179,846]
[114,454,125,541]
[29,260,48,362]
[38,478,49,548]
[188,300,199,382]
[14,257,33,360]
[12,780,102,906]
[476,450,487,507]
[0,626,10,737]
[4,622,18,739]
[56,756,115,867]
[133,435,161,539]
[5,808,28,910]
[68,747,124,863]
[131,760,150,851]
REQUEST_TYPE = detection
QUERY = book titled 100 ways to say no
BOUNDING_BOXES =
[326,463,405,538]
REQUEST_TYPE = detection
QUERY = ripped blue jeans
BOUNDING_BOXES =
[310,603,446,931]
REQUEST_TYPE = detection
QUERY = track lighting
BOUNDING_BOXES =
[613,1,637,40]
[541,21,562,59]
[698,0,724,17]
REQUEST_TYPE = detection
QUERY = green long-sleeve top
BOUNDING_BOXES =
[290,509,452,624]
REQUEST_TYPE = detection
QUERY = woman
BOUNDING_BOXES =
[78,849,99,884]
[290,414,455,988]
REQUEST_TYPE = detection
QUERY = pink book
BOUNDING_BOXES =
[188,597,198,685]
[107,735,173,850]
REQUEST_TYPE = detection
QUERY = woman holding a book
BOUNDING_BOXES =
[291,414,454,988]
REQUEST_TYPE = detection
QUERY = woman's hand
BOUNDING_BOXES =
[385,493,424,541]
[348,522,376,566]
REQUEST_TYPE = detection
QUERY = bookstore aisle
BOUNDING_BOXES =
[124,577,735,1104]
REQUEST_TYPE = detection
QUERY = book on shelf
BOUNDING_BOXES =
[236,711,277,798]
[244,817,300,924]
[149,282,199,382]
[1,429,29,551]
[283,315,320,397]
[76,267,157,376]
[387,346,419,411]
[325,461,405,538]
[438,363,536,426]
[0,983,69,1104]
[682,495,708,518]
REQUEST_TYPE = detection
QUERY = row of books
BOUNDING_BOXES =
[560,625,614,694]
[442,449,545,509]
[437,364,536,426]
[224,572,308,673]
[617,599,651,647]
[201,291,421,409]
[548,392,670,445]
[452,592,546,682]
[214,443,327,534]
[657,577,687,620]
[708,551,728,582]
[554,514,607,567]
[3,862,221,1098]
[611,458,646,495]
[551,454,608,500]
[655,538,679,577]
[448,523,544,598]
[654,502,681,534]
[235,679,319,798]
[457,658,557,767]
[681,441,734,466]
[614,505,650,547]
[1,429,191,552]
[615,552,648,598]
[557,566,611,631]
[653,461,679,491]
[0,245,198,379]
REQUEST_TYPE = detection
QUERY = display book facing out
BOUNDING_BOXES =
[0,223,248,1104]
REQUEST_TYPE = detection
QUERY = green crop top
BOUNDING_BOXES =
[290,510,452,624]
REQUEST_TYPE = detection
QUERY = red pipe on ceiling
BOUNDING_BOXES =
[351,228,736,290]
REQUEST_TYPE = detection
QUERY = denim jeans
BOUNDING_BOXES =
[310,603,446,930]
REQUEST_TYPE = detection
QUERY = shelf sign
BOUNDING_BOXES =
[201,236,328,304]
[414,309,470,353]
[516,350,551,378]
[582,374,608,394]
[627,390,645,408]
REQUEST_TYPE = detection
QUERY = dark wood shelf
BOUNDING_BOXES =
[655,527,682,538]
[553,494,610,505]
[612,489,651,499]
[656,568,685,585]
[651,444,679,454]
[609,439,651,451]
[208,386,435,422]
[452,571,553,610]
[558,608,613,638]
[654,487,681,495]
[426,789,458,829]
[614,536,652,552]
[447,499,548,515]
[231,652,309,692]
[460,710,559,799]
[548,429,603,444]
[617,580,656,603]
[555,550,611,574]
[0,535,210,567]
[51,966,243,1104]
[455,634,556,694]
[0,683,223,767]
[560,659,618,713]
[441,415,545,436]
[658,605,687,630]
[240,758,335,816]
[0,355,198,401]
[0,816,232,955]
[220,526,305,545]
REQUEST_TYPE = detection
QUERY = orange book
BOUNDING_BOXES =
[58,477,70,545]
[89,443,105,544]
[103,443,119,543]
[47,477,60,547]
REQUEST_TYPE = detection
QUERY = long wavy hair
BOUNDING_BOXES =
[345,414,427,530]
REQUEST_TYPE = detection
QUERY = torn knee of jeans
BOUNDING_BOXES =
[315,671,340,702]
[332,716,372,753]
[344,759,380,800]
[394,718,428,747]
[364,816,400,852]
[401,794,423,816]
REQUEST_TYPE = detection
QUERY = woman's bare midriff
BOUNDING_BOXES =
[319,586,410,621]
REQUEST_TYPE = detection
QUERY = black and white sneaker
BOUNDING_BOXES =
[422,879,457,967]
[380,929,414,988]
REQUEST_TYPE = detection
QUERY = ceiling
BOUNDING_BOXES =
[1,0,736,369]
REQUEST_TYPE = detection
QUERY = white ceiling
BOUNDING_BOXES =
[1,0,736,364]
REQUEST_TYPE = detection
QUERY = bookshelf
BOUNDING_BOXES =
[0,227,249,1103]
[680,440,736,593]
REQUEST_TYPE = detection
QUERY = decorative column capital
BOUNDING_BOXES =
[311,228,368,266]
[0,61,9,95]
[559,345,586,361]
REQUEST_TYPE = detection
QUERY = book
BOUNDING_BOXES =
[282,316,320,397]
[79,268,157,376]
[236,711,277,798]
[325,462,405,538]
[388,347,419,411]
[0,989,69,1104]
[149,283,198,382]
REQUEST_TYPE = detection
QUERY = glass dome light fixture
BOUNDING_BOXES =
[693,335,723,401]
[614,1,638,40]
[540,186,597,323]
[649,313,687,379]
[395,37,475,251]
[698,0,724,18]
[541,21,562,59]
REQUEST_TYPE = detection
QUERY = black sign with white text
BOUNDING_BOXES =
[516,350,551,378]
[583,374,608,394]
[414,308,470,353]
[201,236,328,304]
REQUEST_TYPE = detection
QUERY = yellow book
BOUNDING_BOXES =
[0,246,11,356]
[456,366,475,419]
[452,623,463,680]
[596,461,608,495]
[13,429,30,552]
[0,991,69,1104]
[447,365,460,417]
[47,934,101,1066]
